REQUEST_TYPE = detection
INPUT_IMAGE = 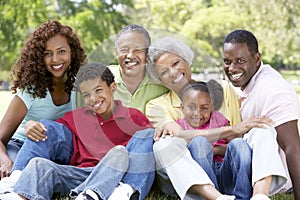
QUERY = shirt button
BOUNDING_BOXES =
[100,122,104,125]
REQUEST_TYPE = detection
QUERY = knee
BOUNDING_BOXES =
[229,138,252,161]
[39,119,55,128]
[27,157,51,168]
[250,126,276,140]
[188,136,211,150]
[153,136,186,153]
[133,128,154,139]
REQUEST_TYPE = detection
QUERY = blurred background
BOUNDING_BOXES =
[1,0,300,119]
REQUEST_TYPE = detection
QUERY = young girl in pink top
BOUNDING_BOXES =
[177,80,230,162]
[177,80,253,199]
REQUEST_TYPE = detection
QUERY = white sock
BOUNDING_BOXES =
[250,194,271,200]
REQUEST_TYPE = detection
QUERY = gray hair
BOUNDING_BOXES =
[114,24,151,48]
[147,36,194,66]
[146,36,194,82]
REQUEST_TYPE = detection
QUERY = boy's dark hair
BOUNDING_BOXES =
[75,62,115,92]
[223,30,259,56]
[182,80,224,111]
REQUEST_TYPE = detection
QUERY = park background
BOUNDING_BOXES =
[0,0,299,199]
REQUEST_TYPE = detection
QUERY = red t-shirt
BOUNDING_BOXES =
[56,100,153,167]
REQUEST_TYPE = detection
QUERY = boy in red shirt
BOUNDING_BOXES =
[0,62,155,200]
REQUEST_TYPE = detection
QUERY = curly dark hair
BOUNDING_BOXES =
[11,20,87,98]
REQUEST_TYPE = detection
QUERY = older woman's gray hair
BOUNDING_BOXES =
[147,36,194,82]
[147,36,194,66]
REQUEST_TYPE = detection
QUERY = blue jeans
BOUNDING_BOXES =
[71,127,156,200]
[6,138,23,162]
[188,136,252,200]
[12,119,155,200]
[12,119,73,171]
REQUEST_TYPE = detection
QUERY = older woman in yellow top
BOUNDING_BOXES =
[145,36,273,200]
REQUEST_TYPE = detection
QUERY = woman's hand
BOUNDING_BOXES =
[25,120,47,142]
[0,158,13,179]
[154,122,182,141]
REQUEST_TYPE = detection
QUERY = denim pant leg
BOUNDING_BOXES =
[188,136,219,190]
[13,157,92,200]
[216,138,252,200]
[6,139,23,162]
[12,119,73,171]
[123,128,156,200]
[70,146,129,200]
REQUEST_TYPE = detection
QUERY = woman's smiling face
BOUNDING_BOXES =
[154,52,192,95]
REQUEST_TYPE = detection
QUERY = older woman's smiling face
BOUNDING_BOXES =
[155,52,192,96]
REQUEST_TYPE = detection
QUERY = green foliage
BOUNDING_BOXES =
[131,0,300,72]
[2,0,300,72]
[0,0,134,71]
[0,70,10,81]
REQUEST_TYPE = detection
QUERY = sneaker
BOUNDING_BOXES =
[250,194,271,200]
[108,182,136,200]
[0,170,22,193]
[216,195,236,200]
[75,189,100,200]
[0,192,23,200]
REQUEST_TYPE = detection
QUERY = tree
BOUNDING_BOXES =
[130,0,300,71]
[0,0,134,71]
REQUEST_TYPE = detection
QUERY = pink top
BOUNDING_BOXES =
[177,110,230,162]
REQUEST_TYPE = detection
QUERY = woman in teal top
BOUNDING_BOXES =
[0,20,87,178]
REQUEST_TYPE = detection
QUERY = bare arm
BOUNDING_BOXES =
[276,120,300,199]
[0,96,27,178]
[155,115,273,143]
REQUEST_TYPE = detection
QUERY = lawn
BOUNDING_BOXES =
[0,90,13,120]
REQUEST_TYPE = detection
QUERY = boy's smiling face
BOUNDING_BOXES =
[79,78,116,119]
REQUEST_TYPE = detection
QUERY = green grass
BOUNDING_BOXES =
[280,69,300,96]
[279,69,300,80]
[0,90,13,120]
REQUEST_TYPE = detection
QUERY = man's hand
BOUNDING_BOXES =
[232,115,274,137]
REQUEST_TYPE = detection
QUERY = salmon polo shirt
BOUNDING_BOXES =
[56,100,153,167]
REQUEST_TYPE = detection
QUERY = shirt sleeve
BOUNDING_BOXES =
[262,91,300,127]
[146,99,177,129]
[16,89,34,110]
[222,81,242,125]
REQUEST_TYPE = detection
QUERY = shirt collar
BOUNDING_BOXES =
[169,90,182,108]
[242,61,264,95]
[82,100,130,120]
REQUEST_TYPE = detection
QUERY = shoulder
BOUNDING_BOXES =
[147,92,171,104]
[62,107,87,118]
[256,65,295,94]
[211,111,230,125]
[128,107,151,125]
